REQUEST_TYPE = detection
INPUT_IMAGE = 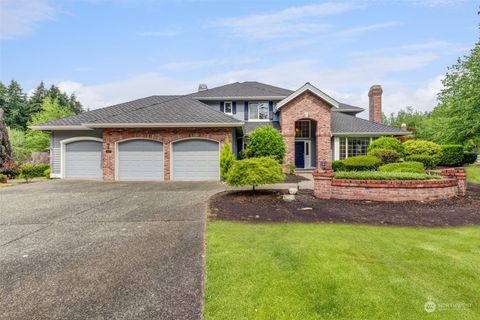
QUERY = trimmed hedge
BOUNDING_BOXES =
[342,155,381,171]
[332,160,346,172]
[18,164,50,182]
[379,161,425,173]
[368,137,405,155]
[334,171,441,180]
[438,145,464,167]
[405,155,438,169]
[463,152,477,164]
[247,126,286,163]
[367,148,401,164]
[403,140,442,157]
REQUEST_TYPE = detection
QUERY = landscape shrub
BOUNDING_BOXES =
[334,171,441,180]
[463,151,477,164]
[342,155,381,171]
[225,157,284,190]
[367,136,405,155]
[405,155,438,169]
[367,148,401,164]
[0,174,7,183]
[220,140,235,180]
[438,145,464,167]
[18,164,50,182]
[44,168,51,178]
[332,160,346,172]
[31,164,50,177]
[288,162,296,175]
[403,140,442,157]
[379,161,425,173]
[247,126,286,163]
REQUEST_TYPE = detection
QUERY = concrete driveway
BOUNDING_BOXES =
[0,180,224,320]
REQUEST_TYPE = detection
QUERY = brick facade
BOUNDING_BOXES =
[102,127,232,180]
[313,168,467,202]
[280,91,332,170]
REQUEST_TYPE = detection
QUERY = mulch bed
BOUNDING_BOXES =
[209,184,480,227]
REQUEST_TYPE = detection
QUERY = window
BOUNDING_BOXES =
[248,101,269,120]
[339,137,372,159]
[295,120,310,138]
[224,101,232,114]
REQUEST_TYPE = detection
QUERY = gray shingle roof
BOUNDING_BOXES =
[335,103,364,113]
[244,121,281,134]
[331,112,407,135]
[191,81,294,99]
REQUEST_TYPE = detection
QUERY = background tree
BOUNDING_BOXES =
[29,81,47,115]
[4,80,31,130]
[25,97,73,151]
[383,106,430,137]
[0,108,13,166]
[46,85,83,114]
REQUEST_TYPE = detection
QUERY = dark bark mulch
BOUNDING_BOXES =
[284,174,310,183]
[209,184,480,227]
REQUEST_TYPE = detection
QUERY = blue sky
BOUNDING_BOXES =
[0,0,478,117]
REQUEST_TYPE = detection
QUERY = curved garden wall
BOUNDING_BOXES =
[313,168,467,202]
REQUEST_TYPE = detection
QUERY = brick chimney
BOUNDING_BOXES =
[368,85,383,123]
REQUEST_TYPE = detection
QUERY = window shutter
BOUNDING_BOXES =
[232,101,237,114]
[220,101,224,113]
[269,101,274,120]
[244,102,248,120]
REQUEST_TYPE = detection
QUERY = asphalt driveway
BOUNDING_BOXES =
[0,179,224,320]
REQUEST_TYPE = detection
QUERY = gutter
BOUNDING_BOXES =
[192,96,286,101]
[29,125,93,131]
[333,131,411,137]
[81,122,244,128]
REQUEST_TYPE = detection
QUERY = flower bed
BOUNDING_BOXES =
[313,168,466,202]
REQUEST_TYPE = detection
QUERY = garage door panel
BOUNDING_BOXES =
[118,140,163,180]
[172,140,219,181]
[65,141,103,179]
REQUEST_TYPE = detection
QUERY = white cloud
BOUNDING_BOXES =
[406,0,458,7]
[334,21,401,38]
[220,2,358,38]
[0,0,54,40]
[159,57,261,71]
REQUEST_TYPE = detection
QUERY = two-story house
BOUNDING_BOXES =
[31,81,407,181]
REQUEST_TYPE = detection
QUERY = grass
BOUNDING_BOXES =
[334,171,440,180]
[379,161,425,173]
[465,164,480,184]
[205,222,480,320]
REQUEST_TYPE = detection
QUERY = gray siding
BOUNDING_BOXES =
[201,100,280,122]
[51,130,103,174]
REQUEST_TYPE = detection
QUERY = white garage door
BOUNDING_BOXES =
[65,140,103,179]
[172,139,219,181]
[117,140,163,180]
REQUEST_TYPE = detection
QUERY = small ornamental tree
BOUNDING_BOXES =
[367,136,405,156]
[220,139,235,180]
[225,157,284,191]
[247,126,286,163]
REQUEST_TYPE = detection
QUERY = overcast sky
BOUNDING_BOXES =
[0,0,478,117]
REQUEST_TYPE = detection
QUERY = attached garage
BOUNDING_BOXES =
[64,140,103,179]
[117,139,164,180]
[172,139,219,181]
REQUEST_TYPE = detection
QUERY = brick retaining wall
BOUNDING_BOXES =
[313,168,467,202]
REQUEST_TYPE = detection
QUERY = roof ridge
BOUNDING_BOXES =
[241,81,290,96]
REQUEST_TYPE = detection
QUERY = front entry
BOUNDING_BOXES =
[295,141,305,168]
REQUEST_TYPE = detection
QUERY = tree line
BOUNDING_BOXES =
[383,39,480,151]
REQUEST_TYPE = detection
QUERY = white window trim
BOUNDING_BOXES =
[338,136,374,159]
[248,101,270,122]
[224,101,233,115]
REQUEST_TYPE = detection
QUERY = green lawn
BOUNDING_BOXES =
[465,164,480,184]
[205,222,480,320]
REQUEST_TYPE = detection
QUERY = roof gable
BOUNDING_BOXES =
[277,83,340,109]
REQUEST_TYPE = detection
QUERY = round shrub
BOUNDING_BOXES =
[405,155,438,169]
[342,155,381,171]
[247,126,286,163]
[332,160,346,172]
[368,137,405,155]
[225,157,284,190]
[463,151,477,164]
[403,140,442,157]
[379,161,425,173]
[438,145,464,167]
[367,148,401,164]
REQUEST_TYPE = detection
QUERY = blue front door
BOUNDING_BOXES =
[295,141,305,168]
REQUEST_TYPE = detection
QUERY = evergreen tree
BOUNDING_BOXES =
[5,80,30,130]
[29,81,47,114]
[45,85,83,115]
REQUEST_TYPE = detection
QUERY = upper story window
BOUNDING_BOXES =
[224,101,233,114]
[249,101,269,121]
[295,120,310,138]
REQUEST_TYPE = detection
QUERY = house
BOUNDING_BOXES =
[31,81,408,181]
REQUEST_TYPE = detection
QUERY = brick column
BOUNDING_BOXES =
[313,169,334,199]
[103,130,116,181]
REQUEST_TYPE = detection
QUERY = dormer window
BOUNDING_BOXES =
[224,101,233,114]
